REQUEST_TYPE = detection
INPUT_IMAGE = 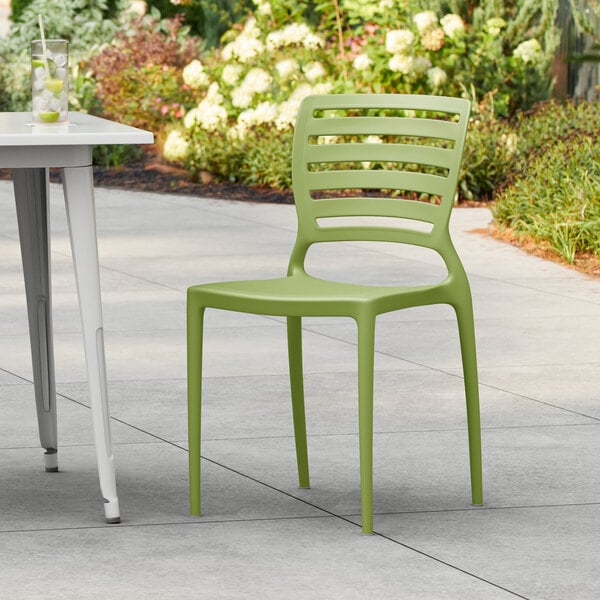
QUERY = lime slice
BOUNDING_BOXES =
[39,111,60,123]
[31,59,45,69]
[45,78,63,94]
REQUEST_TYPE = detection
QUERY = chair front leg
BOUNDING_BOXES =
[286,316,310,488]
[187,299,205,517]
[453,298,483,506]
[357,315,376,534]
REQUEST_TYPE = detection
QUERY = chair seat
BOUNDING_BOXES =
[188,272,450,318]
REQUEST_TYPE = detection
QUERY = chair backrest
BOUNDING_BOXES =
[289,94,471,272]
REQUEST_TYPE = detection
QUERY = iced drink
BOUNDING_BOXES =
[31,39,68,124]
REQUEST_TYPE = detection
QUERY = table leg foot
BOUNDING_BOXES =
[44,448,59,472]
[104,497,121,524]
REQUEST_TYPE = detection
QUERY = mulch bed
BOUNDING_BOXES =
[0,158,294,204]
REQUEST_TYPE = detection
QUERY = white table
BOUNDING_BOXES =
[0,112,153,523]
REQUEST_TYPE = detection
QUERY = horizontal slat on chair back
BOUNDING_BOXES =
[308,116,460,140]
[291,94,470,250]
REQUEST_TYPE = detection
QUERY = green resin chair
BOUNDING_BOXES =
[187,94,482,534]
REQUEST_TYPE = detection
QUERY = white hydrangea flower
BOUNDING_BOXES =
[255,0,271,15]
[228,122,248,141]
[275,100,300,130]
[440,14,465,38]
[254,101,278,124]
[265,30,283,50]
[195,98,228,131]
[267,23,324,50]
[413,10,439,34]
[163,130,189,162]
[184,107,202,129]
[243,68,273,94]
[222,64,243,86]
[317,135,339,145]
[304,32,325,49]
[237,108,256,127]
[267,23,305,49]
[389,54,414,74]
[237,36,266,63]
[312,82,333,94]
[242,17,261,39]
[353,53,373,71]
[385,29,414,54]
[238,101,278,127]
[182,60,210,89]
[222,42,234,61]
[427,66,447,88]
[290,83,312,100]
[231,86,254,109]
[222,27,265,64]
[205,82,223,104]
[365,135,383,144]
[302,61,326,82]
[378,0,394,9]
[276,58,300,79]
[513,39,542,64]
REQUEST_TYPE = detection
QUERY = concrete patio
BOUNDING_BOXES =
[1,179,599,599]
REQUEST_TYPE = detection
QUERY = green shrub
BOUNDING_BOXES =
[186,123,294,189]
[88,13,198,131]
[10,0,32,23]
[93,143,143,168]
[461,98,600,201]
[460,118,518,201]
[165,0,561,189]
[493,102,600,263]
[144,0,252,47]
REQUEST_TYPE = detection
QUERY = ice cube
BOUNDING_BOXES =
[59,111,67,121]
[55,67,66,80]
[49,97,62,111]
[37,97,50,111]
[34,66,46,79]
[40,89,53,103]
[53,54,67,67]
[33,79,45,91]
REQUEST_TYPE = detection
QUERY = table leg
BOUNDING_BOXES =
[12,168,59,473]
[62,165,120,524]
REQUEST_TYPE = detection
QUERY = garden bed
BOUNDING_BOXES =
[0,154,294,204]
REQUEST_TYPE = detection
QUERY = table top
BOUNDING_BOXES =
[0,112,154,146]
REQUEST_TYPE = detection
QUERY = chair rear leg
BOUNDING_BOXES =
[454,300,483,506]
[187,300,205,516]
[357,316,376,534]
[287,316,310,488]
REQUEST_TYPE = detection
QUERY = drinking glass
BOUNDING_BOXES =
[31,39,69,124]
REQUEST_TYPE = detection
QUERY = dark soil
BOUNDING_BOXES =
[0,155,294,204]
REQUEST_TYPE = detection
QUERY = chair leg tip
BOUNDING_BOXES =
[106,517,121,524]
